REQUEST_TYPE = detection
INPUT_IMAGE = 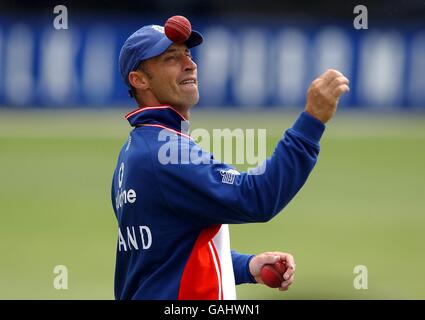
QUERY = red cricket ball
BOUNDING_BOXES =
[164,15,192,43]
[260,260,287,288]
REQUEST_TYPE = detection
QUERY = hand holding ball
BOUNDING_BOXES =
[260,260,287,288]
[164,15,192,43]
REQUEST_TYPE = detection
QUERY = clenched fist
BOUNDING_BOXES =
[305,69,350,124]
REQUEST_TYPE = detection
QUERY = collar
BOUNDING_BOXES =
[125,105,191,138]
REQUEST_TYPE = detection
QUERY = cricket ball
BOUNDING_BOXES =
[260,260,287,288]
[164,15,192,43]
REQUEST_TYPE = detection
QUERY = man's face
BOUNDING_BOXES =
[143,43,199,110]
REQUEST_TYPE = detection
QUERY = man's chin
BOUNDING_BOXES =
[183,94,199,109]
[189,97,199,108]
[163,96,198,112]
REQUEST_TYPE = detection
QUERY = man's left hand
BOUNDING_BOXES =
[249,251,296,291]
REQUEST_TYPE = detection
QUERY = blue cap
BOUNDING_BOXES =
[119,24,203,87]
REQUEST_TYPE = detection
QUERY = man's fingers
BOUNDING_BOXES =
[283,264,295,280]
[306,69,349,123]
[310,78,323,88]
[280,274,295,290]
[319,69,344,85]
[276,252,295,280]
[332,84,350,98]
[261,251,296,280]
[279,253,295,270]
[259,254,280,265]
[328,75,349,91]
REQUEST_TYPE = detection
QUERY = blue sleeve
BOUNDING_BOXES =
[151,112,325,226]
[231,250,256,284]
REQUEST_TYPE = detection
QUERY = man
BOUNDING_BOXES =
[112,20,349,300]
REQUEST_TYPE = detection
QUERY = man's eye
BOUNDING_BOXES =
[165,56,176,61]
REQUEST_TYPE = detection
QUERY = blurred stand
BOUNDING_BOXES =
[0,0,424,109]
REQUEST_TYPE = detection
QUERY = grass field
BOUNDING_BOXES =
[0,108,424,299]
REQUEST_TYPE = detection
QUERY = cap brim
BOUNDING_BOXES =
[185,30,203,48]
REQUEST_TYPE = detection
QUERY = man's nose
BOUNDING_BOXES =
[183,56,197,72]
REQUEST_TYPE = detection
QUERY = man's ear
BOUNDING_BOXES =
[128,71,150,91]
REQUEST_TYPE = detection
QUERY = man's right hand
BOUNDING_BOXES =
[305,69,350,124]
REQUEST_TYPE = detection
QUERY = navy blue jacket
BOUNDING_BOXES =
[111,106,325,299]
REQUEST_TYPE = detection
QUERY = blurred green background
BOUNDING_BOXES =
[0,109,424,299]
